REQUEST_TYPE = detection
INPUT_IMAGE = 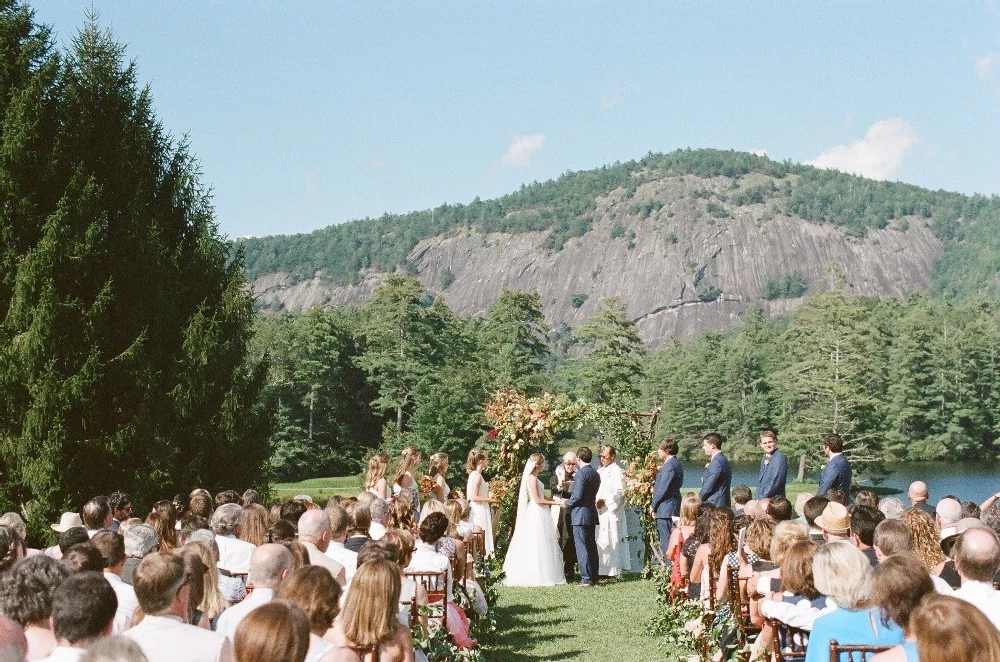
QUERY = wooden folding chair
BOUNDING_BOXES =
[469,530,486,560]
[828,640,891,662]
[764,617,808,661]
[728,566,762,658]
[404,569,449,632]
[698,570,719,662]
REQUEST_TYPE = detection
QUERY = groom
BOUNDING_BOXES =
[563,446,601,587]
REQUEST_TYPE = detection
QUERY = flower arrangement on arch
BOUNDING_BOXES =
[623,451,660,511]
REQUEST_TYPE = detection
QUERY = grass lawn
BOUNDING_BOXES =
[272,476,361,503]
[490,574,673,661]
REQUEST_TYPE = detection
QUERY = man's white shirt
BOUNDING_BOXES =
[325,541,358,583]
[406,541,452,601]
[215,587,274,643]
[215,535,255,575]
[954,580,1000,629]
[124,614,232,662]
[104,571,139,634]
[369,521,387,540]
[40,646,86,662]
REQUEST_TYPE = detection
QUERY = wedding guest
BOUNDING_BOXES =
[275,565,342,662]
[368,499,390,541]
[392,446,422,520]
[652,438,684,560]
[962,501,982,520]
[92,531,140,634]
[387,497,416,536]
[759,540,831,631]
[216,544,292,642]
[84,498,114,539]
[144,501,177,552]
[936,497,963,537]
[268,520,297,545]
[816,433,851,499]
[108,493,134,534]
[328,559,415,662]
[825,490,848,506]
[48,572,119,659]
[428,453,450,502]
[911,594,1000,662]
[177,547,210,628]
[900,508,955,587]
[849,506,884,567]
[323,505,358,584]
[211,504,255,575]
[906,481,935,516]
[380,530,429,632]
[596,445,631,577]
[47,513,84,559]
[181,541,230,629]
[802,542,902,662]
[682,506,715,588]
[297,511,346,586]
[233,600,309,662]
[732,486,751,516]
[0,554,69,659]
[794,493,814,524]
[869,554,936,662]
[756,430,787,499]
[342,503,372,554]
[0,514,32,558]
[365,454,391,501]
[238,504,269,547]
[878,497,906,520]
[80,635,150,662]
[666,493,700,581]
[241,490,261,508]
[61,543,105,574]
[124,552,232,662]
[409,513,452,601]
[698,433,731,508]
[280,501,310,534]
[465,450,496,557]
[952,528,1000,629]
[854,490,879,509]
[767,497,794,523]
[689,509,734,602]
[122,525,159,585]
[815,502,851,543]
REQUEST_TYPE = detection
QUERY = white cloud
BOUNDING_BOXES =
[749,147,768,157]
[975,53,999,80]
[501,133,546,167]
[600,92,623,109]
[807,118,919,180]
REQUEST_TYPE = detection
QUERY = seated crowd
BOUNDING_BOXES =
[0,477,490,662]
[667,482,1000,661]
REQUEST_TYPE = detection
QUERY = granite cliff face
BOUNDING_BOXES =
[252,173,943,346]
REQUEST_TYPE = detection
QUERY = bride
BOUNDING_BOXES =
[503,453,567,587]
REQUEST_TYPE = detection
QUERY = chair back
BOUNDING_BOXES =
[764,617,808,661]
[469,530,486,559]
[727,565,761,652]
[828,640,891,662]
[404,569,449,632]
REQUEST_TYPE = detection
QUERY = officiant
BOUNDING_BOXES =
[550,450,579,581]
[596,445,632,577]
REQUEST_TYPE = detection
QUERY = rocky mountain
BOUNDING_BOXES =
[241,150,994,346]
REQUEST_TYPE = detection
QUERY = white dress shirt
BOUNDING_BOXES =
[124,614,232,662]
[214,535,255,575]
[40,647,85,662]
[325,541,358,583]
[215,588,274,642]
[104,571,139,634]
[369,521,387,540]
[406,541,452,601]
[954,580,1000,629]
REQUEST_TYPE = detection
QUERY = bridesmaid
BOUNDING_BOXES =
[428,453,450,502]
[365,453,390,500]
[466,449,497,556]
[392,446,422,520]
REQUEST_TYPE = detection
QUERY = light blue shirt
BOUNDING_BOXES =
[803,607,903,662]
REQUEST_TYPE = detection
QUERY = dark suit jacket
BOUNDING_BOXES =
[699,451,731,508]
[817,453,851,497]
[652,455,684,519]
[564,463,600,526]
[756,449,788,499]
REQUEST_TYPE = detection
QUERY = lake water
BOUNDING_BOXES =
[679,460,1000,506]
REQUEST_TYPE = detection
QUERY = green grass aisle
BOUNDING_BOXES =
[489,575,667,661]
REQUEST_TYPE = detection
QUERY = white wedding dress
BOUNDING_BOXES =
[503,459,566,587]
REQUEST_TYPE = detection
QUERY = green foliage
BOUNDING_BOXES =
[0,9,268,536]
[706,201,728,218]
[477,290,550,394]
[439,268,456,289]
[762,271,808,299]
[575,297,645,403]
[610,222,626,238]
[697,283,722,302]
[571,292,588,308]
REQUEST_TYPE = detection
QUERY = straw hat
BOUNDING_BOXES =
[50,512,84,533]
[815,502,851,535]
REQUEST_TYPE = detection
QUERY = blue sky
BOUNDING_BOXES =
[33,2,1000,240]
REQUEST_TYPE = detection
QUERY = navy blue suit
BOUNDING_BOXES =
[564,463,601,584]
[817,453,851,498]
[756,449,788,499]
[652,455,684,556]
[699,451,731,508]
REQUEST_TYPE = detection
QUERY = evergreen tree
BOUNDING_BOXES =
[478,290,549,394]
[575,296,645,404]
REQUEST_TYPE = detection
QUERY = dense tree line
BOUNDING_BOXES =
[236,149,1000,301]
[0,3,269,537]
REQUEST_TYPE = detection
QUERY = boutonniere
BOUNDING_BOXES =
[764,458,771,466]
[704,462,710,469]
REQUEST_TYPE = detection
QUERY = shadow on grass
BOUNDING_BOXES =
[489,602,582,661]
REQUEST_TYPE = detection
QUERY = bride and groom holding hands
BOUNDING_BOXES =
[502,446,601,587]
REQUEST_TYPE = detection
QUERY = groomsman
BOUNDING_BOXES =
[817,432,852,498]
[651,438,683,559]
[699,433,731,508]
[756,430,788,499]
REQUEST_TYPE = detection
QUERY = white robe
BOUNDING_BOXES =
[597,461,633,575]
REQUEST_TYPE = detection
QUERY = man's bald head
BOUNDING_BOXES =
[248,543,291,588]
[297,510,330,541]
[907,481,929,503]
[936,498,962,528]
[953,527,1000,583]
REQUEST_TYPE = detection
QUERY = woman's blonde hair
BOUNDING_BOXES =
[812,541,872,610]
[233,599,310,662]
[913,593,1000,662]
[680,493,701,526]
[239,504,269,547]
[381,528,415,568]
[365,454,390,490]
[387,496,415,533]
[275,566,342,636]
[428,453,448,478]
[770,520,810,566]
[745,519,775,560]
[340,559,401,650]
[466,449,488,473]
[444,500,463,537]
[780,540,820,598]
[528,453,545,470]
[419,499,445,525]
[393,446,422,486]
[145,501,177,551]
[900,508,945,570]
[182,540,229,620]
